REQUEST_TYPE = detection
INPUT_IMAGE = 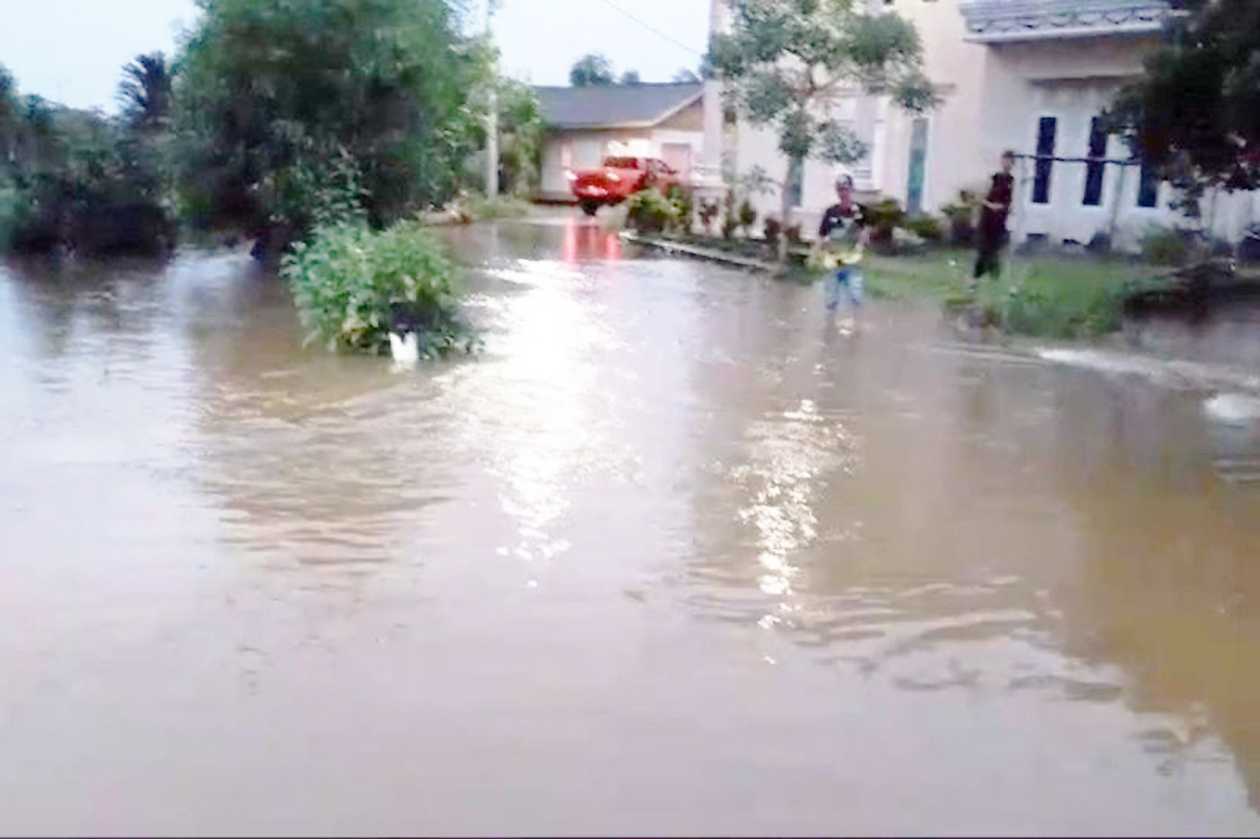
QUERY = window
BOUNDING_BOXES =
[787,159,803,208]
[1137,162,1160,208]
[603,157,641,170]
[1082,117,1107,207]
[1032,116,1057,205]
[906,117,929,215]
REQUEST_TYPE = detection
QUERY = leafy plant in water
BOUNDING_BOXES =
[667,185,694,234]
[763,216,782,248]
[698,199,720,234]
[865,198,906,244]
[737,198,757,237]
[281,219,475,357]
[626,188,678,235]
[1140,225,1191,266]
[904,214,944,242]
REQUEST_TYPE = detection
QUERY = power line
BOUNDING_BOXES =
[592,0,706,59]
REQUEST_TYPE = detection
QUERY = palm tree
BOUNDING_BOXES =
[117,52,171,131]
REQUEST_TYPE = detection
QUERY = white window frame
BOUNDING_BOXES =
[1078,114,1113,214]
[1028,112,1063,208]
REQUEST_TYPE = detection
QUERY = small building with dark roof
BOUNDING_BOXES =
[534,82,704,201]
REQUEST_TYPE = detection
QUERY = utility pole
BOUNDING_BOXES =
[484,0,499,199]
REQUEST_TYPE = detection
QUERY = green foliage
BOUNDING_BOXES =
[0,174,19,250]
[570,53,614,87]
[173,0,484,237]
[495,80,544,196]
[698,198,720,234]
[117,53,171,132]
[1107,0,1260,202]
[282,219,474,356]
[904,214,944,242]
[1002,281,1126,339]
[625,188,678,235]
[620,70,642,86]
[0,60,174,255]
[667,185,695,234]
[764,216,782,247]
[464,193,532,220]
[1140,225,1192,266]
[863,198,905,243]
[940,203,975,245]
[737,198,757,236]
[708,0,937,236]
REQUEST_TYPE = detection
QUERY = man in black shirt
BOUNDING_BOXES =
[814,174,869,310]
[974,150,1016,284]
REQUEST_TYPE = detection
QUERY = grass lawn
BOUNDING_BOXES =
[819,248,1173,339]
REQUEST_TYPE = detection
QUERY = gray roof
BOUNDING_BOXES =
[534,82,704,130]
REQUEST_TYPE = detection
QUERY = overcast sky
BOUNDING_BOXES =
[0,0,710,111]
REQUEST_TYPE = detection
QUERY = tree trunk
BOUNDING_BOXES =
[779,155,800,263]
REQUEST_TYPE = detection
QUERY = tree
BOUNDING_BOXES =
[569,53,614,87]
[672,68,701,84]
[173,0,486,245]
[117,52,172,131]
[708,0,937,258]
[1106,0,1260,219]
[620,70,642,86]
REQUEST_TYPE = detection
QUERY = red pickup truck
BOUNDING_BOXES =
[568,156,683,216]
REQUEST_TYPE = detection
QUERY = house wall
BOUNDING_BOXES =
[659,100,704,133]
[974,34,1257,250]
[538,127,653,200]
[537,107,706,201]
[732,97,862,237]
[875,0,991,220]
[710,0,1258,248]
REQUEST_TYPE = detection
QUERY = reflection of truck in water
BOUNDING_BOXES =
[567,156,682,217]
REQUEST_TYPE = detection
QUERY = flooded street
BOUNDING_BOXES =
[4,216,1260,835]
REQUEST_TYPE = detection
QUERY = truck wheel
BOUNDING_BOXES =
[580,201,600,217]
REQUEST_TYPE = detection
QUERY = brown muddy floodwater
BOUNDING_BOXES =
[3,215,1260,836]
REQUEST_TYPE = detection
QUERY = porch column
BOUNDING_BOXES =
[695,0,727,199]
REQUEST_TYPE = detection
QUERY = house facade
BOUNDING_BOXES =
[709,0,1259,249]
[534,83,704,202]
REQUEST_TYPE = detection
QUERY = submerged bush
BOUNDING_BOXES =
[625,188,677,234]
[281,220,475,357]
[904,214,944,242]
[1140,225,1191,266]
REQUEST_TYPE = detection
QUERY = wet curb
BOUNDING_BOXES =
[619,231,777,273]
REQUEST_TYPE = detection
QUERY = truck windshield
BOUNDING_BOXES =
[603,157,640,170]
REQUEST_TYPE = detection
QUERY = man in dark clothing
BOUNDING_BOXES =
[973,150,1016,283]
[813,174,869,310]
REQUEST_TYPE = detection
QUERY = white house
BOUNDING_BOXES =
[534,83,705,202]
[709,0,1259,249]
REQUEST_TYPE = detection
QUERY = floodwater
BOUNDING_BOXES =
[3,216,1260,835]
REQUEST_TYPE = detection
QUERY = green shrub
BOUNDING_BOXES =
[941,203,974,244]
[281,219,474,357]
[667,185,695,234]
[625,188,678,234]
[465,193,532,220]
[738,198,757,236]
[0,177,21,251]
[864,198,905,242]
[763,216,782,247]
[698,199,720,234]
[905,214,944,242]
[1140,225,1191,266]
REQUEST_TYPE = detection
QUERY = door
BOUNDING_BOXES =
[906,118,929,216]
[661,143,693,185]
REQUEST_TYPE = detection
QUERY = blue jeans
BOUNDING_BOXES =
[827,267,864,309]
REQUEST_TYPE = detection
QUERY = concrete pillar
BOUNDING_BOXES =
[695,0,727,198]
